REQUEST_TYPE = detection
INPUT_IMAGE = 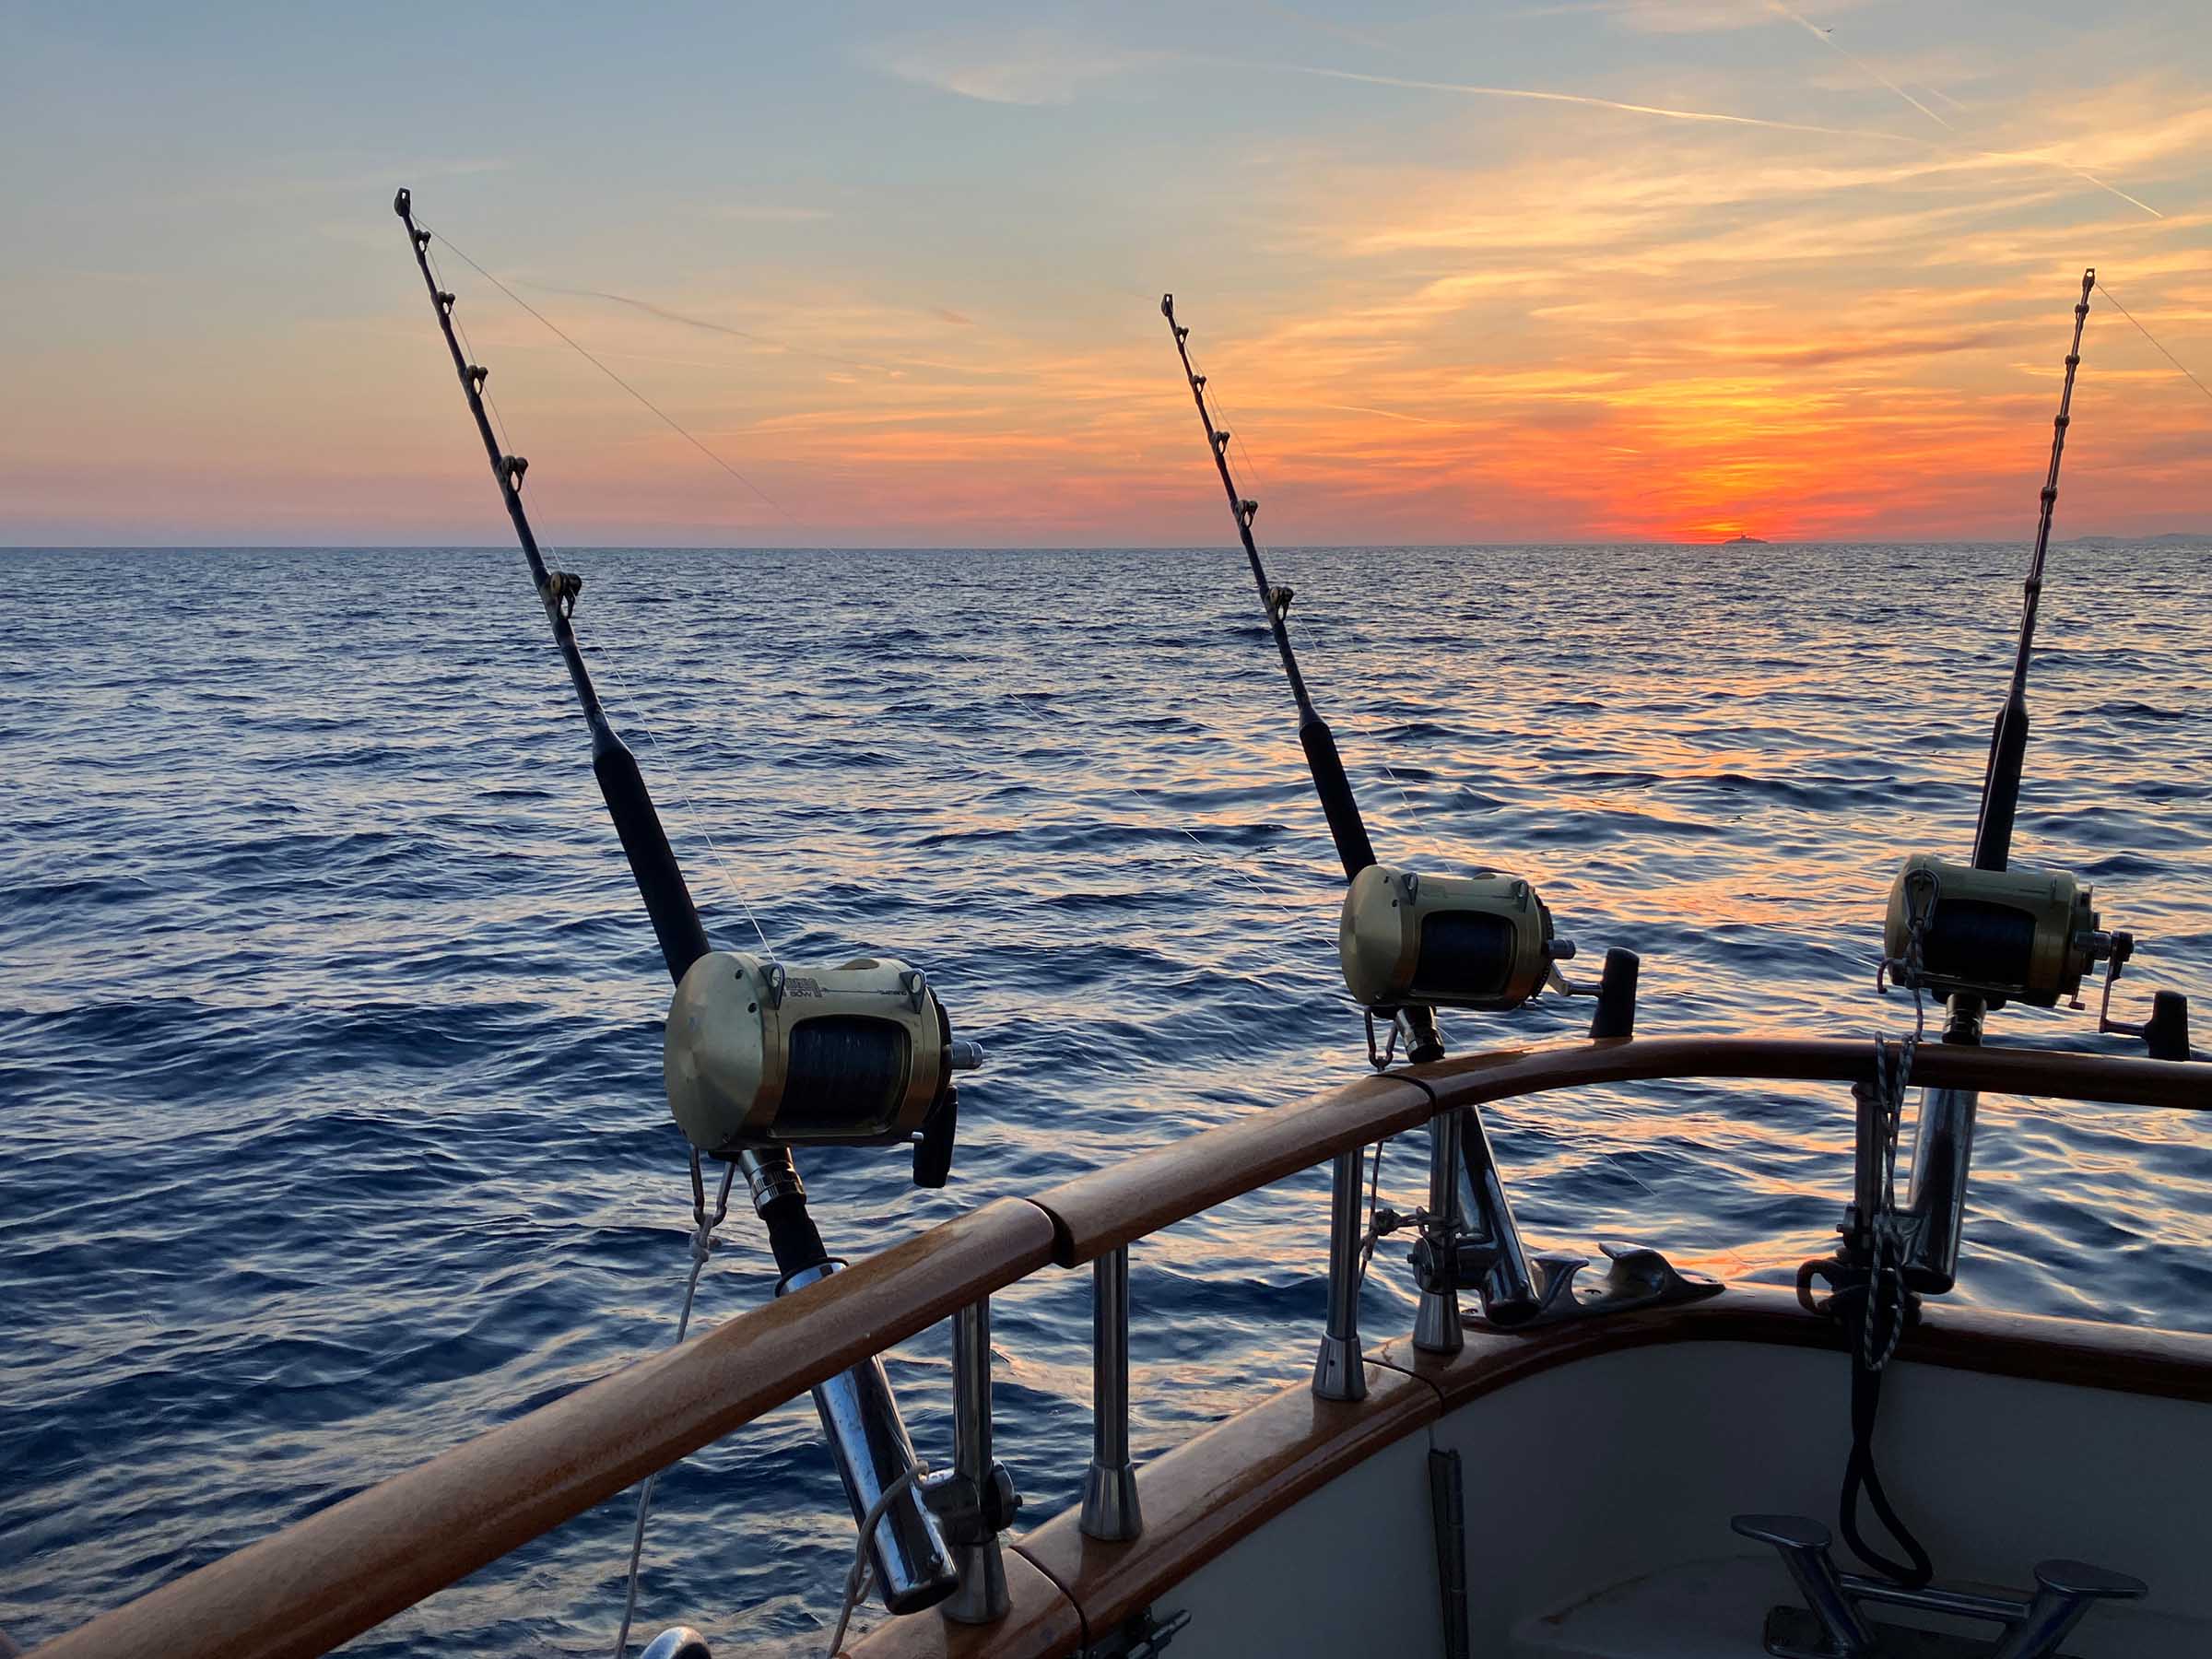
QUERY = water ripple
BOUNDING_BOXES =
[1,541,2208,1652]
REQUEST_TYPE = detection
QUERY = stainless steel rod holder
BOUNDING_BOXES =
[1414,1111,1466,1354]
[1458,1109,1540,1325]
[779,1265,959,1615]
[941,1298,1012,1625]
[1312,1146,1368,1401]
[1079,1246,1143,1540]
[1900,1084,1979,1293]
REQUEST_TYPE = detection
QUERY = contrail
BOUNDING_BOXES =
[1764,0,1954,130]
[1760,0,2161,218]
[1263,54,2163,220]
[1258,60,1906,141]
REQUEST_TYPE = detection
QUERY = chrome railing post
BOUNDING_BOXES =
[1080,1245,1144,1540]
[1413,1111,1466,1354]
[1312,1146,1368,1401]
[936,1298,1014,1624]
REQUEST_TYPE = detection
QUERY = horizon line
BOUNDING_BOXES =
[4,535,2207,554]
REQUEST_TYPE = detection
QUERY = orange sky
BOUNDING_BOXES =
[3,3,2206,546]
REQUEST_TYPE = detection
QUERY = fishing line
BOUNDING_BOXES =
[424,244,786,953]
[426,242,516,462]
[1177,333,1441,864]
[429,238,1296,998]
[582,638,777,957]
[2096,281,2212,407]
[416,221,794,521]
[930,627,1279,902]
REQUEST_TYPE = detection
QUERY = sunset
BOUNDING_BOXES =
[4,2,2206,547]
[4,6,2211,1659]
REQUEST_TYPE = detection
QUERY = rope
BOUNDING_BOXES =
[1835,887,1934,1587]
[611,1156,736,1659]
[1353,1135,1395,1295]
[821,1464,928,1658]
[2097,281,2212,407]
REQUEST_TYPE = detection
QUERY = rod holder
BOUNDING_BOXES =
[1458,1111,1540,1326]
[781,1265,959,1615]
[1313,1147,1369,1400]
[1079,1246,1144,1541]
[1412,1112,1466,1355]
[928,1298,1015,1625]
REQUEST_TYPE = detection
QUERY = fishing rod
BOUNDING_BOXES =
[1159,294,1638,1057]
[394,188,982,1619]
[1803,271,2194,1589]
[1870,268,2191,1293]
[1160,296,1667,1336]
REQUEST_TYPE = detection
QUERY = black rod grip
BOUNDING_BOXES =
[1971,694,2030,872]
[1300,717,1378,879]
[592,732,713,983]
[760,1191,832,1274]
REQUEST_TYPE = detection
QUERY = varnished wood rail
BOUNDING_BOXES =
[32,1038,2206,1658]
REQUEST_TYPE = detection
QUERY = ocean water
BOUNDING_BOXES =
[1,541,2207,1654]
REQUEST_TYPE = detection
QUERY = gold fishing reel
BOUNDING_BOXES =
[1339,865,1571,1013]
[1882,853,2115,1009]
[664,950,981,1159]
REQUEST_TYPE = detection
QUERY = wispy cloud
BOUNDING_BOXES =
[1507,0,1877,33]
[868,29,1156,105]
[710,202,834,223]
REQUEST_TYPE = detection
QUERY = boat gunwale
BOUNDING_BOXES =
[987,1285,2212,1659]
[29,1035,2208,1659]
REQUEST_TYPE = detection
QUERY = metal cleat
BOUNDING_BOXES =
[1735,1513,2146,1659]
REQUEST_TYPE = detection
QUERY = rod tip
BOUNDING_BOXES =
[394,186,412,217]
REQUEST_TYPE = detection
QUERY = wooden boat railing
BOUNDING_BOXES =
[30,1036,2205,1659]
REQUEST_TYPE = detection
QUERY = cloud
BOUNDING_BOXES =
[1505,0,1877,33]
[711,202,834,223]
[869,29,1154,105]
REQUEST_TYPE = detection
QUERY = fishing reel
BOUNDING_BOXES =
[665,950,982,1185]
[1882,855,2192,1055]
[1880,853,2112,1011]
[1339,865,1571,1014]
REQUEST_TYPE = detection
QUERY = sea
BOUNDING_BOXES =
[2,541,2206,1653]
